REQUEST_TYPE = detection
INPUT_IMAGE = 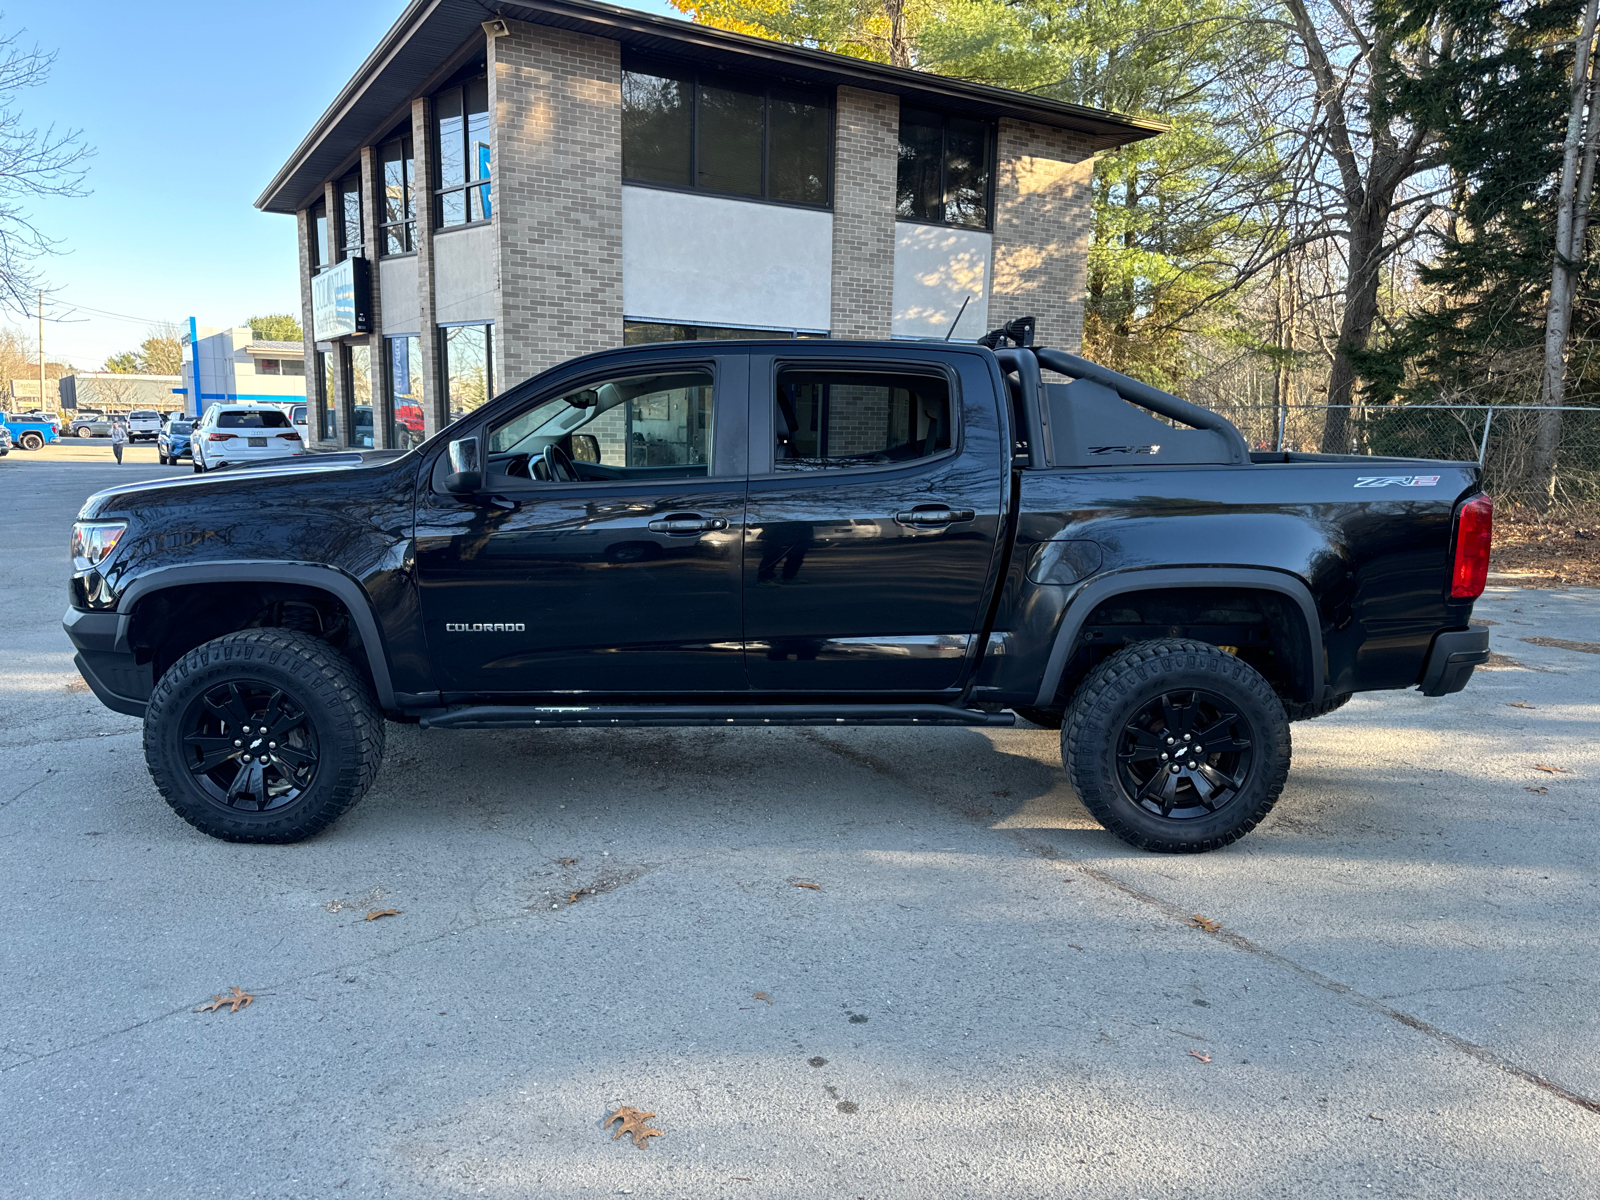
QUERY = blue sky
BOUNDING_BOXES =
[15,0,676,369]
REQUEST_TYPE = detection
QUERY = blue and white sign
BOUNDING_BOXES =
[312,256,371,340]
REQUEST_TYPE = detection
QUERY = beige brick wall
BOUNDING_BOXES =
[989,119,1095,352]
[491,23,624,386]
[829,86,898,339]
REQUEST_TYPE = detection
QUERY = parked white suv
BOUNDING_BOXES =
[192,404,304,473]
[126,410,162,442]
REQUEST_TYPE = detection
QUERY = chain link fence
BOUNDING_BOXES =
[1196,403,1600,505]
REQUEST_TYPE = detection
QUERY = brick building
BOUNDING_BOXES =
[257,0,1158,450]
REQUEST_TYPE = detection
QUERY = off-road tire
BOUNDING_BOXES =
[1062,638,1290,853]
[1284,692,1351,722]
[144,629,385,843]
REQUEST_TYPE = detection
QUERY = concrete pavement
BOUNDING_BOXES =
[2,449,1597,1198]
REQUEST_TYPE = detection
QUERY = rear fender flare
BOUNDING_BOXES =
[113,561,397,708]
[1033,566,1326,707]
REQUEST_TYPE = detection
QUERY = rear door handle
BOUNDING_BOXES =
[648,515,729,535]
[894,506,975,526]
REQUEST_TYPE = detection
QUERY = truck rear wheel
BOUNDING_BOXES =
[143,629,385,843]
[19,431,42,450]
[1061,638,1290,853]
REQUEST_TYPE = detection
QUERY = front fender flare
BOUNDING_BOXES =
[1032,566,1326,708]
[112,561,397,709]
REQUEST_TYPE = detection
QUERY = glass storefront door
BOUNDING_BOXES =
[386,335,424,449]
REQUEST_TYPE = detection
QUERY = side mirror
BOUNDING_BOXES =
[570,433,600,463]
[445,436,482,494]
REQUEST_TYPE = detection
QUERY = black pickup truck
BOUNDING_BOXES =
[65,321,1492,852]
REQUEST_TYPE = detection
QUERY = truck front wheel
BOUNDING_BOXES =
[143,629,385,843]
[1062,638,1290,853]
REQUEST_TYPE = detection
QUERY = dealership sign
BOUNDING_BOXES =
[312,256,371,340]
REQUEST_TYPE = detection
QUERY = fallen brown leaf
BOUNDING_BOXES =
[604,1106,663,1149]
[1190,914,1220,933]
[1187,1050,1211,1063]
[1507,701,1536,709]
[753,991,773,1005]
[1067,944,1084,951]
[1534,765,1570,774]
[364,909,401,921]
[1526,786,1549,794]
[793,881,822,891]
[567,888,596,904]
[194,986,253,1014]
[558,857,578,866]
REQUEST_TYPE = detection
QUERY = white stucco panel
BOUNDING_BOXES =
[433,223,498,325]
[622,187,831,331]
[892,223,991,340]
[378,254,420,334]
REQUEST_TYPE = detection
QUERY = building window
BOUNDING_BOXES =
[622,65,830,207]
[310,201,329,272]
[896,108,993,229]
[256,359,281,376]
[282,358,305,377]
[343,343,374,448]
[379,134,416,254]
[624,321,826,344]
[439,323,493,424]
[316,351,335,439]
[386,335,425,449]
[336,173,363,259]
[434,77,491,228]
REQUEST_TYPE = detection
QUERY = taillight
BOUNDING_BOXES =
[207,432,236,442]
[278,430,301,440]
[1450,493,1493,600]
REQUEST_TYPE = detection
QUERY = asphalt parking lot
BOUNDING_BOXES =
[3,446,1598,1199]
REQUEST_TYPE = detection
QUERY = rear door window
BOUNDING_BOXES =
[773,369,951,471]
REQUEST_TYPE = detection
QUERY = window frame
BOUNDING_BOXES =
[432,76,492,230]
[435,320,496,428]
[895,107,997,232]
[621,59,835,212]
[747,353,963,479]
[335,173,364,260]
[309,200,330,273]
[378,132,418,256]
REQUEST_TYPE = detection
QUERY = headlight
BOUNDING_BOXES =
[71,521,128,570]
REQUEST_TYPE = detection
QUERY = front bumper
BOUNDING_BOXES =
[64,607,149,718]
[1417,627,1490,697]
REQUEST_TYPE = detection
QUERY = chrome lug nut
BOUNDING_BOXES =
[234,740,242,747]
[1160,752,1169,761]
[1169,763,1181,774]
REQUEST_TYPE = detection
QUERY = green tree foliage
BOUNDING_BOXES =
[248,313,303,342]
[103,350,140,373]
[103,335,184,376]
[1364,0,1588,407]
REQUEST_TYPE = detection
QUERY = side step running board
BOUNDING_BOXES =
[417,704,1017,730]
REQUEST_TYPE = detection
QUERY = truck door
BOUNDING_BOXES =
[742,346,1008,694]
[414,351,749,696]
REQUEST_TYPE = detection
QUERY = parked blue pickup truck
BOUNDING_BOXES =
[0,410,59,451]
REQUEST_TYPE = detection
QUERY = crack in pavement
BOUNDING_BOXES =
[799,728,1600,1120]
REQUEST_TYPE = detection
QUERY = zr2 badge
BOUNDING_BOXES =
[1353,475,1440,488]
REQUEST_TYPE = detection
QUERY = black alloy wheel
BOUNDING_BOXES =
[180,680,320,812]
[1062,638,1290,853]
[1115,688,1253,820]
[143,629,385,843]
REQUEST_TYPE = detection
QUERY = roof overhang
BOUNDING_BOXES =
[257,0,1162,215]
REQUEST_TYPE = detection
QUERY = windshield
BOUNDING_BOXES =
[169,422,192,434]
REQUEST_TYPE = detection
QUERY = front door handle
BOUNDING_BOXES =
[648,514,729,535]
[894,505,976,526]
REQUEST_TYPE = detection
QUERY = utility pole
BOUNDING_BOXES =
[37,289,44,411]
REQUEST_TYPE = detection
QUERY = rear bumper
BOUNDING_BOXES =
[63,607,149,718]
[1417,627,1490,697]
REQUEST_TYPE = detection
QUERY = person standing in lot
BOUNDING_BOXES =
[110,416,127,464]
